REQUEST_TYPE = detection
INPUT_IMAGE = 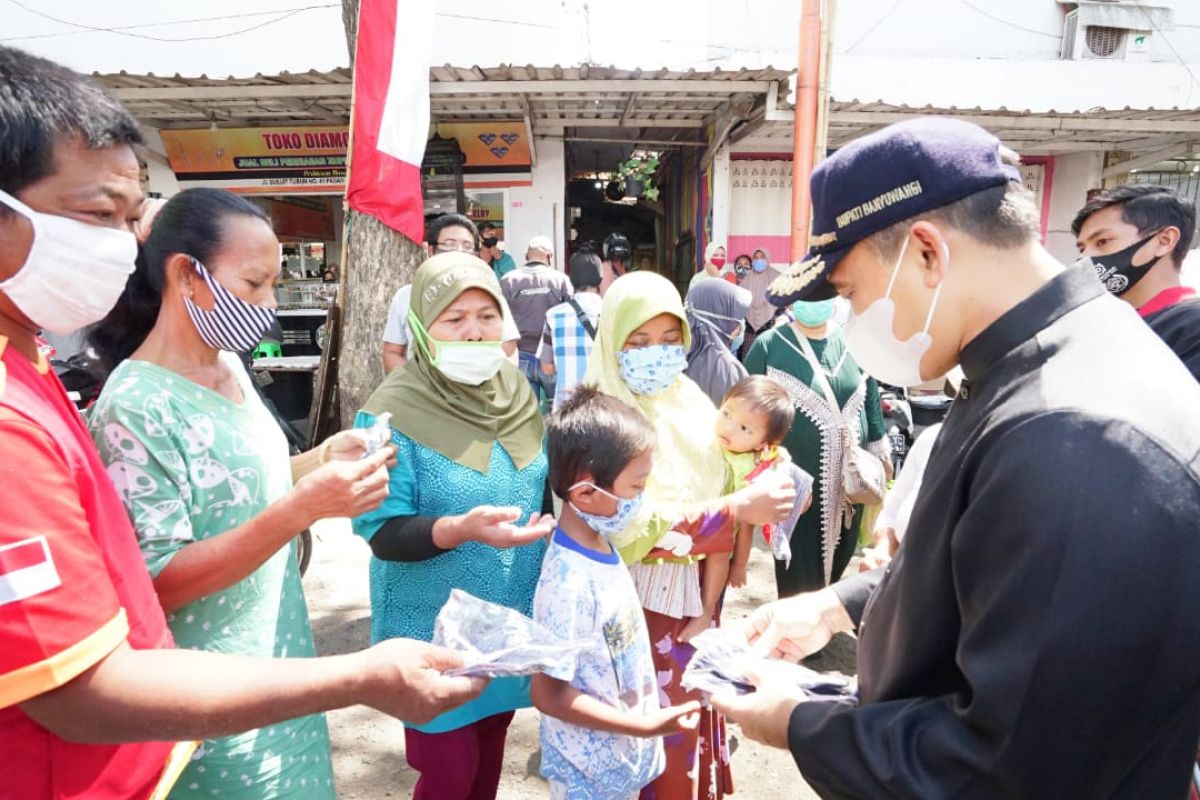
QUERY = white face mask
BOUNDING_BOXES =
[434,340,507,385]
[844,235,946,388]
[0,189,137,334]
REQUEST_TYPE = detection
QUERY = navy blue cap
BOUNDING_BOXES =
[767,117,1023,305]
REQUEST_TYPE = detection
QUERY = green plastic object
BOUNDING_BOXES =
[253,341,282,360]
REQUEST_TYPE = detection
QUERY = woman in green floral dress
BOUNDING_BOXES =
[87,188,391,799]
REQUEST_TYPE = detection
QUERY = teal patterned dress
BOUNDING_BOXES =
[352,410,547,734]
[88,353,335,799]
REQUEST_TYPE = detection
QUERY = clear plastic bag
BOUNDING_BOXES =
[681,628,854,703]
[756,462,814,567]
[363,411,393,457]
[432,589,592,678]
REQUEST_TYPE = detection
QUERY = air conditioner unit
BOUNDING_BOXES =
[1060,1,1167,62]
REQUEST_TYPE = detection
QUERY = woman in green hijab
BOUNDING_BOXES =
[352,251,554,800]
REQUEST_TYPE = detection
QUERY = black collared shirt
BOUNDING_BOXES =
[1145,295,1200,383]
[790,267,1200,799]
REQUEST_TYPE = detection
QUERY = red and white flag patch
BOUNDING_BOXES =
[0,536,61,606]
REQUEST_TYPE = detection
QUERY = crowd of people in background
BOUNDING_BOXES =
[4,43,1200,800]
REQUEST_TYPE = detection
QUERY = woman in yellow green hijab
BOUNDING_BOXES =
[352,251,554,800]
[582,270,796,800]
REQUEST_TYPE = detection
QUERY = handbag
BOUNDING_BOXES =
[786,330,886,506]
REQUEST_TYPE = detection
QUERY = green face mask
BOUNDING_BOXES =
[792,299,836,327]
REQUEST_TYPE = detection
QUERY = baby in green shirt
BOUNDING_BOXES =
[680,376,800,643]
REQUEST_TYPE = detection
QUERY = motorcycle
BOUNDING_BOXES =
[52,351,102,411]
[909,389,954,439]
[878,383,914,475]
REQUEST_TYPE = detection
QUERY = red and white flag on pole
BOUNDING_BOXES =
[345,0,436,242]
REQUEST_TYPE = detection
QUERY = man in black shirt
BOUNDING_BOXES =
[712,117,1200,798]
[1074,183,1200,381]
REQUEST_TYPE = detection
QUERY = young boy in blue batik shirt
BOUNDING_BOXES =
[532,386,700,800]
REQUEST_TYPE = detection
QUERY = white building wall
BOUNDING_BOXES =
[505,138,567,271]
[1045,151,1106,265]
[142,129,180,198]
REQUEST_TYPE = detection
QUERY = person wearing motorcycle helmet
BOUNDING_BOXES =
[600,232,633,295]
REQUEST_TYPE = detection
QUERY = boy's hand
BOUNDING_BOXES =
[729,561,748,589]
[638,700,701,737]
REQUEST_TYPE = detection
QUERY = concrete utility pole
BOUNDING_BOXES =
[790,0,834,264]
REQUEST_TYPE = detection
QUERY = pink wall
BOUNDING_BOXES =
[728,234,791,264]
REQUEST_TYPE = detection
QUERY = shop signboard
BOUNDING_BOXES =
[432,122,531,172]
[161,126,349,194]
[162,122,531,194]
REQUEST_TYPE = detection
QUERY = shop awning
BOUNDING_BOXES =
[738,100,1200,159]
[96,64,791,138]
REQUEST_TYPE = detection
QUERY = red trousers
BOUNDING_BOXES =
[403,711,516,800]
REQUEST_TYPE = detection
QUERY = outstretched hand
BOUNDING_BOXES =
[639,700,702,737]
[732,471,797,526]
[731,587,852,662]
[452,506,556,549]
[360,639,487,725]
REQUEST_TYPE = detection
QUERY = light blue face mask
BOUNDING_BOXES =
[751,258,769,273]
[618,343,687,395]
[570,482,645,537]
[730,324,745,353]
[687,303,745,354]
[792,298,836,327]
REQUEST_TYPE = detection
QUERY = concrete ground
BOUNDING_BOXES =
[305,518,858,799]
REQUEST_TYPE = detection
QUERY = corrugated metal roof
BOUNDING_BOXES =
[739,100,1200,155]
[97,62,1198,154]
[95,64,792,133]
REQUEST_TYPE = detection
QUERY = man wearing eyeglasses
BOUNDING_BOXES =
[382,213,520,372]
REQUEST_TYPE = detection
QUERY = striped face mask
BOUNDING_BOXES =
[183,258,277,354]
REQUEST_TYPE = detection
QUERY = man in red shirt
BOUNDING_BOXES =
[0,46,484,799]
[1074,183,1200,381]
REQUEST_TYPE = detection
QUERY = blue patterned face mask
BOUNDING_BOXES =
[569,482,645,537]
[617,344,687,395]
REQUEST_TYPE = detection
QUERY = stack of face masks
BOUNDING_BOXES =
[681,628,854,703]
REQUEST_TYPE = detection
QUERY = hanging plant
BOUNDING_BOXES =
[617,154,661,202]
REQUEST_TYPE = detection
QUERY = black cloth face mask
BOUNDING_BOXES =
[481,236,499,248]
[1089,231,1164,296]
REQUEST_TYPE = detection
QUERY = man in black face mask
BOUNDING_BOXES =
[1074,184,1200,380]
[478,220,516,280]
